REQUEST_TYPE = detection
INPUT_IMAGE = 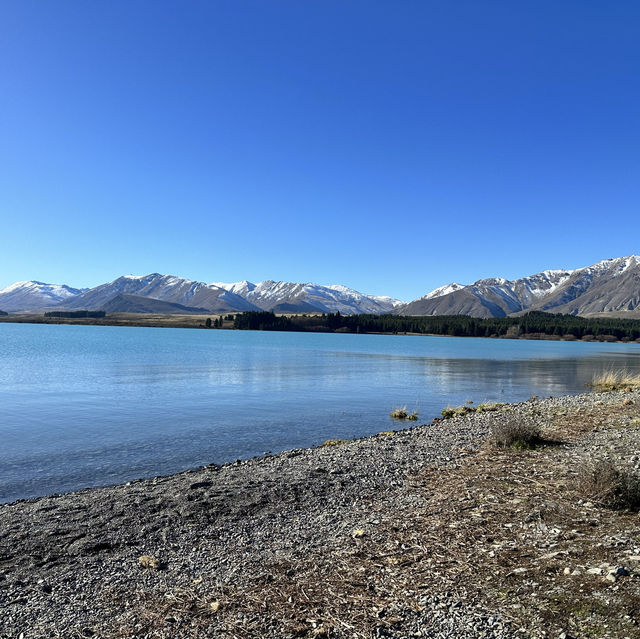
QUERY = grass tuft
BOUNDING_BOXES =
[390,406,418,420]
[321,439,349,447]
[475,402,507,413]
[590,370,640,393]
[576,460,640,511]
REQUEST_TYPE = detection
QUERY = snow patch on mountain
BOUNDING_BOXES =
[59,274,257,313]
[423,283,465,300]
[213,280,403,314]
[0,281,87,311]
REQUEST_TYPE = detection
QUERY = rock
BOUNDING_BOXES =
[138,555,160,569]
[189,481,213,490]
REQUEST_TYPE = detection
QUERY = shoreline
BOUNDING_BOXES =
[2,390,640,637]
[2,313,640,343]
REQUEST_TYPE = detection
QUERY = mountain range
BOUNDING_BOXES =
[1,255,639,318]
[399,256,640,318]
[0,274,403,315]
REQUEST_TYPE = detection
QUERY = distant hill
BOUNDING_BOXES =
[100,294,211,314]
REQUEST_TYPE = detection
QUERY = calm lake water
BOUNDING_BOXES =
[2,323,640,502]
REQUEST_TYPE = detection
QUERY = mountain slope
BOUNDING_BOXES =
[0,281,87,312]
[530,256,640,315]
[399,257,640,318]
[398,270,573,318]
[100,294,211,314]
[60,274,260,313]
[213,280,403,314]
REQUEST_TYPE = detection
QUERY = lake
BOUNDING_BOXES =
[2,322,640,502]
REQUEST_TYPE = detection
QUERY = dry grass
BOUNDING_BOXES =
[406,445,640,638]
[441,402,507,419]
[138,555,160,570]
[591,370,640,392]
[320,439,349,447]
[576,460,640,511]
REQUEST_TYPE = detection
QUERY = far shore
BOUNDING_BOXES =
[2,312,640,343]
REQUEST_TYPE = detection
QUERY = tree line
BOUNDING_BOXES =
[44,310,106,319]
[231,310,640,341]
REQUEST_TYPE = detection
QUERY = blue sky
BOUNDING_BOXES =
[1,1,638,300]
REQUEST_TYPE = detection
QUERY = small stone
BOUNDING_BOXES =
[606,573,617,582]
[587,567,603,575]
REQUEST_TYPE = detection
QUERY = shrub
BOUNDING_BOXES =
[488,420,542,450]
[576,460,640,510]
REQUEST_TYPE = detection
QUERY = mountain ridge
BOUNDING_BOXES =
[2,255,639,317]
[212,280,404,314]
[396,256,640,318]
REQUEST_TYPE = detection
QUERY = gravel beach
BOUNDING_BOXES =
[1,390,640,639]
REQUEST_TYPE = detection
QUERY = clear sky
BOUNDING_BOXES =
[1,1,638,301]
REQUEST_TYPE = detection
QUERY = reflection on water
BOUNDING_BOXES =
[1,323,639,502]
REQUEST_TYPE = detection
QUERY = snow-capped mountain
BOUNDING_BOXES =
[212,280,404,314]
[60,274,259,313]
[2,256,639,318]
[530,256,640,315]
[423,282,466,300]
[398,256,640,318]
[0,281,87,312]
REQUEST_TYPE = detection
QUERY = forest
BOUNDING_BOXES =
[232,310,640,341]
